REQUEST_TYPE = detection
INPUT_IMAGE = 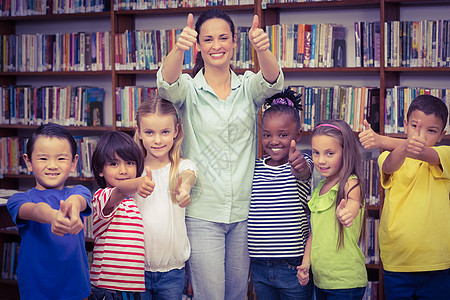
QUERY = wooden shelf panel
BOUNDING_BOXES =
[114,5,255,16]
[265,0,380,10]
[0,71,112,76]
[0,124,112,131]
[0,11,110,21]
[283,67,380,73]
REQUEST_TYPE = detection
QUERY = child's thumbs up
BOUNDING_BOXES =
[414,120,422,137]
[289,140,297,158]
[175,176,191,208]
[60,200,69,216]
[138,167,155,198]
[336,199,353,227]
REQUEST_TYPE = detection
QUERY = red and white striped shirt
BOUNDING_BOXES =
[90,188,145,292]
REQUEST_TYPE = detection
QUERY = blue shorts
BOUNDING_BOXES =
[383,268,450,300]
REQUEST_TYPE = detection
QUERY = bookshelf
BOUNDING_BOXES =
[1,1,449,299]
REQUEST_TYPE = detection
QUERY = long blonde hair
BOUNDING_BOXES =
[134,96,184,203]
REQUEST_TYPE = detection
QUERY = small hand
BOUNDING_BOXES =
[336,199,354,228]
[175,176,191,208]
[289,140,308,177]
[138,167,155,198]
[296,264,310,286]
[51,200,71,237]
[358,119,381,149]
[62,199,84,235]
[248,15,270,52]
[405,120,426,156]
[176,13,198,51]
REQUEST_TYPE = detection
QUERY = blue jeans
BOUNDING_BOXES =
[141,268,185,300]
[383,268,450,300]
[314,286,365,300]
[251,257,313,300]
[89,286,143,300]
[185,217,250,300]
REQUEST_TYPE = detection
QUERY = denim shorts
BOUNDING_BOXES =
[251,257,313,300]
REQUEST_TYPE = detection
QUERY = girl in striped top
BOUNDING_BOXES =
[248,88,314,300]
[90,131,155,299]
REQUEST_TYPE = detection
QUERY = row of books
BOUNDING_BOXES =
[354,21,381,68]
[360,217,380,265]
[262,0,333,4]
[114,0,254,11]
[1,241,19,281]
[385,19,450,68]
[0,85,105,126]
[0,31,112,72]
[384,86,450,134]
[115,86,157,127]
[363,281,379,300]
[363,158,380,206]
[266,23,346,68]
[0,135,100,177]
[0,0,110,16]
[114,26,253,71]
[290,85,380,132]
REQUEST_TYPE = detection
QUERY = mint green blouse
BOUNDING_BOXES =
[157,67,284,223]
[308,178,367,289]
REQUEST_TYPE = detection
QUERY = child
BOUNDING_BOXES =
[157,9,283,298]
[7,123,92,300]
[297,119,367,299]
[248,88,314,299]
[133,96,198,299]
[89,131,156,299]
[360,95,450,299]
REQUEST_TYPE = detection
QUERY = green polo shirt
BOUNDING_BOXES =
[157,67,284,223]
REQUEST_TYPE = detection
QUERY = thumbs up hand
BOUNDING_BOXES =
[50,200,72,237]
[175,176,191,208]
[248,15,270,52]
[336,199,354,228]
[176,13,198,51]
[405,120,426,156]
[289,140,309,179]
[138,167,155,198]
[358,120,381,149]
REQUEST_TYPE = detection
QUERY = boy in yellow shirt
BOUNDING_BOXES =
[359,95,450,299]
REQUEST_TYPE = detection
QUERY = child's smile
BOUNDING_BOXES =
[261,112,300,167]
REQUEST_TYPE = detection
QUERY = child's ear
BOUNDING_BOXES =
[70,154,79,173]
[23,154,32,172]
[404,118,408,134]
[295,128,303,143]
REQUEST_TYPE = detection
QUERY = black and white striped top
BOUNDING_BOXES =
[248,155,313,258]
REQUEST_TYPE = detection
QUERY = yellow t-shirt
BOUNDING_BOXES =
[378,146,450,272]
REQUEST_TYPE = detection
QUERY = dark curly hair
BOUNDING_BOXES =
[261,87,303,130]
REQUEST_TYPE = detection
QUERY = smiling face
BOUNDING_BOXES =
[261,112,301,166]
[24,136,78,190]
[136,113,179,165]
[196,17,236,70]
[311,134,343,185]
[405,109,446,147]
[100,153,137,188]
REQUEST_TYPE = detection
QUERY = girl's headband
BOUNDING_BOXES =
[315,124,342,131]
